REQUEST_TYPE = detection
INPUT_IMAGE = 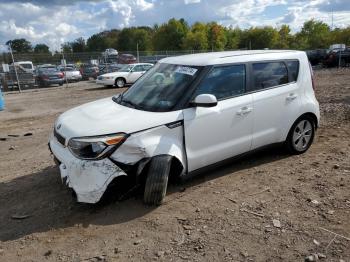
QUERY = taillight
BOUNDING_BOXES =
[58,72,64,78]
[309,62,315,90]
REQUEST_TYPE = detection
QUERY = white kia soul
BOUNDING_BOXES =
[49,50,320,205]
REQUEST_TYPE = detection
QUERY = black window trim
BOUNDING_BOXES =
[246,59,300,94]
[187,62,249,104]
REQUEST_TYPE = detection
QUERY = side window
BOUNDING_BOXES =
[286,60,299,82]
[133,65,144,72]
[252,62,288,90]
[194,65,246,100]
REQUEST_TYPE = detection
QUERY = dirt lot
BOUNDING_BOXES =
[0,71,349,262]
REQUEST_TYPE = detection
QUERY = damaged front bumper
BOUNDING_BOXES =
[49,135,127,203]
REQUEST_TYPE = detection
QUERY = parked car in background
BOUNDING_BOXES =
[37,64,57,70]
[98,63,122,76]
[306,49,328,66]
[58,66,82,82]
[49,50,319,205]
[35,68,64,87]
[96,63,153,88]
[118,54,137,64]
[13,61,34,73]
[80,64,99,80]
[323,48,350,68]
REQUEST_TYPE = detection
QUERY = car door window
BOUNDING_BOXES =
[194,64,246,100]
[132,65,144,72]
[252,62,288,90]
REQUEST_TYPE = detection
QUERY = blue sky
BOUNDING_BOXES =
[0,0,349,51]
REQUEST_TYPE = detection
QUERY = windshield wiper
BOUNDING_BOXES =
[121,99,139,109]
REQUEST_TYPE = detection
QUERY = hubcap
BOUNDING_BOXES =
[117,79,124,87]
[292,120,313,151]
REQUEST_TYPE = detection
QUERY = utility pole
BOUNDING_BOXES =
[9,43,21,93]
[331,9,334,30]
[62,51,69,88]
[136,42,139,63]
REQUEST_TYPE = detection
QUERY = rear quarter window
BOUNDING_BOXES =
[252,62,288,90]
[286,60,300,82]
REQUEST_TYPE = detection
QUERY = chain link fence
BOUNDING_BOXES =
[0,50,213,92]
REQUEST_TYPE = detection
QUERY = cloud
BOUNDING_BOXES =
[0,0,349,51]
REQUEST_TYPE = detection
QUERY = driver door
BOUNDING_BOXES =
[183,64,253,172]
[127,65,145,83]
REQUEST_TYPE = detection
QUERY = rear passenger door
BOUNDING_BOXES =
[249,60,302,149]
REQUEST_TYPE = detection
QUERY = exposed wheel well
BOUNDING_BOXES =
[298,112,318,129]
[138,155,184,184]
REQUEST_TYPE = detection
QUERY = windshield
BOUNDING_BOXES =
[114,63,203,112]
[118,64,134,72]
[20,64,32,69]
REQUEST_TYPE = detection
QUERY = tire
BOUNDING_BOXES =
[59,83,63,86]
[286,116,315,154]
[143,155,172,206]
[115,78,126,88]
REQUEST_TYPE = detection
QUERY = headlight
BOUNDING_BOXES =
[68,133,128,160]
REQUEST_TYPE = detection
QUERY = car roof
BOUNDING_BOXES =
[129,63,153,66]
[159,50,306,66]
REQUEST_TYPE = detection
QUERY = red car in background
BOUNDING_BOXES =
[118,54,137,64]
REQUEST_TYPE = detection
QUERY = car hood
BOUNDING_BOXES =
[55,97,183,139]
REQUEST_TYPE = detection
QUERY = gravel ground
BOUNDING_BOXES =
[0,70,349,262]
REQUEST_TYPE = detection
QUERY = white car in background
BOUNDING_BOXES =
[96,63,153,88]
[58,66,82,82]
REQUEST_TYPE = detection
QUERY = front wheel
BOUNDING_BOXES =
[115,78,126,88]
[144,155,172,206]
[286,116,315,154]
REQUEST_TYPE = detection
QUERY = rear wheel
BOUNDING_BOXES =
[286,116,315,154]
[115,78,126,88]
[143,155,172,206]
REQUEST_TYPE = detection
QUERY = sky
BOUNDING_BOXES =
[0,0,349,51]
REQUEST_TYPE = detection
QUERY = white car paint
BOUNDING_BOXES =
[49,50,320,203]
[96,63,153,86]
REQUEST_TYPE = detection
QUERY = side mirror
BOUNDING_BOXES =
[191,94,218,108]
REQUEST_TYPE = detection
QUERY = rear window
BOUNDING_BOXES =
[252,62,288,90]
[286,60,300,82]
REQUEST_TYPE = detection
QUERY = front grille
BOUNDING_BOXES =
[54,129,66,146]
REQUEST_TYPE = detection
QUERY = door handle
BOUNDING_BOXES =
[236,106,253,116]
[286,93,298,101]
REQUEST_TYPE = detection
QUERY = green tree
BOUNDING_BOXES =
[183,22,208,50]
[296,20,331,49]
[225,27,241,50]
[87,33,109,52]
[153,18,189,50]
[61,42,73,53]
[71,37,86,53]
[117,27,152,51]
[34,44,50,53]
[239,26,279,49]
[207,22,227,50]
[6,38,33,53]
[275,25,293,49]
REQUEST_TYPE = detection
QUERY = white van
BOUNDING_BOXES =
[49,50,320,205]
[13,61,34,73]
